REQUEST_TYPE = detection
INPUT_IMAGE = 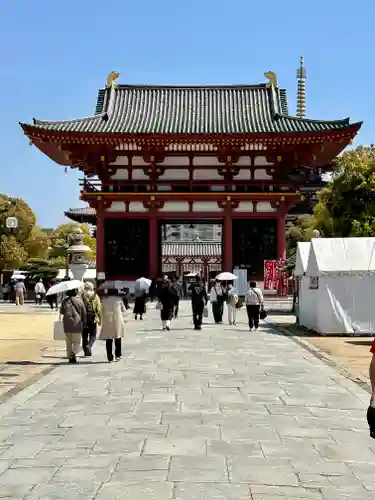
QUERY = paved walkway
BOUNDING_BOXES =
[0,302,373,499]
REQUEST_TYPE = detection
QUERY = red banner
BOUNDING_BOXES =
[264,259,287,296]
[263,260,278,291]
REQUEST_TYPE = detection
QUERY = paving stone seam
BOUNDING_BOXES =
[267,320,372,396]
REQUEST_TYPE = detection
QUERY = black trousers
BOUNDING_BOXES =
[105,338,122,361]
[192,301,204,328]
[174,299,180,318]
[246,304,260,329]
[82,322,97,354]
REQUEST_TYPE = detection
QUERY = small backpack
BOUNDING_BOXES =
[84,296,96,323]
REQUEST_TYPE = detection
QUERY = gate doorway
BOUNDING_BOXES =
[159,220,223,281]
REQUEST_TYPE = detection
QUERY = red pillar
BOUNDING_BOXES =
[96,205,105,281]
[223,212,233,272]
[149,214,158,278]
[277,214,286,261]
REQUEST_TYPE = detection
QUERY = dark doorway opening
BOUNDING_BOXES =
[232,219,277,278]
[104,219,150,277]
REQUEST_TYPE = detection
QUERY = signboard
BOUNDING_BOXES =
[264,260,278,291]
[264,260,288,296]
[233,268,247,296]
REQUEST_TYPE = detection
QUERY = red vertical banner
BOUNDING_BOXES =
[264,260,287,295]
[263,260,276,291]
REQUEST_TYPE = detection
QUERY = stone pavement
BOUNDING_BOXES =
[0,303,373,499]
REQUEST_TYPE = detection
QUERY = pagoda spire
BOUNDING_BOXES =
[296,56,307,118]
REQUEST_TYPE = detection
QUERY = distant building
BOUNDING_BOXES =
[162,224,222,242]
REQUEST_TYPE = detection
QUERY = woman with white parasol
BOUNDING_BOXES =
[133,277,151,320]
[47,280,87,364]
[210,272,237,323]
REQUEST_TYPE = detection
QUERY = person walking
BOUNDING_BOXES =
[171,276,183,319]
[209,280,225,323]
[34,279,46,305]
[189,276,208,330]
[158,276,177,331]
[46,280,59,310]
[227,284,239,325]
[60,288,87,363]
[99,288,127,362]
[133,288,147,320]
[14,280,26,306]
[245,281,264,331]
[82,282,101,356]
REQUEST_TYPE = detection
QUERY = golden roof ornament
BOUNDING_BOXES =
[106,71,120,89]
[264,71,277,88]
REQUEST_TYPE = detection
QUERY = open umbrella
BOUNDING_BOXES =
[46,279,84,296]
[11,274,26,280]
[98,280,127,291]
[135,277,151,291]
[215,272,238,281]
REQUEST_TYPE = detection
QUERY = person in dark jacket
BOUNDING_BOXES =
[60,288,87,363]
[189,276,208,330]
[133,289,147,320]
[171,276,182,319]
[158,276,177,331]
[81,282,101,356]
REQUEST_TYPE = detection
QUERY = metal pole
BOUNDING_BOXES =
[65,233,70,279]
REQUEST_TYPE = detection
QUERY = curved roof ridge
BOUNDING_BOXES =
[275,113,352,126]
[114,83,273,90]
[32,113,107,126]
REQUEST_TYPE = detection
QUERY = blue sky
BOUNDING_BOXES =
[0,0,372,228]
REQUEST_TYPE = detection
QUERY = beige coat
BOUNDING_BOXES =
[99,296,126,340]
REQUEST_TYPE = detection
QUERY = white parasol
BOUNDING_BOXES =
[11,274,26,280]
[135,277,152,289]
[46,279,84,296]
[215,272,238,281]
[98,280,127,291]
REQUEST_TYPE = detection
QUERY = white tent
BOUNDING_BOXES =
[300,237,375,335]
[294,242,311,326]
[294,242,310,276]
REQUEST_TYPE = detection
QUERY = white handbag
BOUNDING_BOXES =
[53,315,65,341]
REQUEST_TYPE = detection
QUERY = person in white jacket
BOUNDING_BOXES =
[227,284,238,325]
[245,281,264,330]
[34,279,46,305]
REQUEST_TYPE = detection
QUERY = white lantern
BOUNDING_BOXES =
[5,217,18,229]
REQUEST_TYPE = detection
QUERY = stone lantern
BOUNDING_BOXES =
[67,226,91,281]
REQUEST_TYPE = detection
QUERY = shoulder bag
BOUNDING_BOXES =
[251,288,267,320]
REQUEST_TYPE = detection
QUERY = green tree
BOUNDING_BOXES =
[49,223,96,262]
[314,145,375,237]
[0,194,35,243]
[0,235,28,270]
[24,226,50,259]
[286,214,318,257]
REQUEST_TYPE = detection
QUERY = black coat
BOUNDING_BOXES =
[189,283,208,306]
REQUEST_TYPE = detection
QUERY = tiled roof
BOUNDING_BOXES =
[21,84,359,135]
[162,242,222,257]
[65,207,96,223]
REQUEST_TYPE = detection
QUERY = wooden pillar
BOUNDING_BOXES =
[96,204,105,281]
[223,211,233,272]
[149,213,158,278]
[277,214,286,261]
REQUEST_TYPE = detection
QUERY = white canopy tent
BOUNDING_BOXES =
[300,237,375,335]
[294,242,311,326]
[294,242,310,277]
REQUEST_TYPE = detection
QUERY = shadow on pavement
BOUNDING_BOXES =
[5,360,109,366]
